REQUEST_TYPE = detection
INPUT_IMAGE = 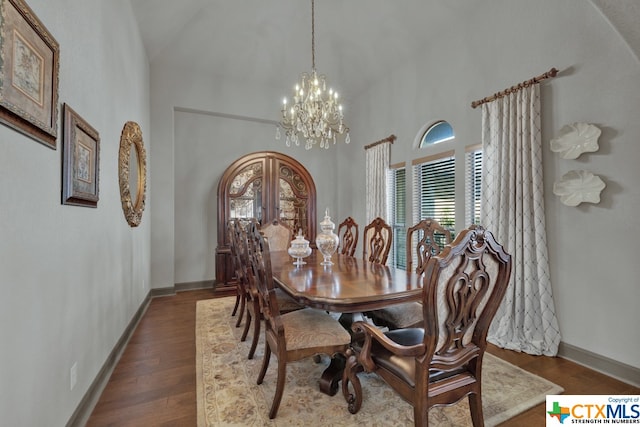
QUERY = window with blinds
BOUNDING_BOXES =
[412,152,455,237]
[465,147,482,226]
[387,166,406,269]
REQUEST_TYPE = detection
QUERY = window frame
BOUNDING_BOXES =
[386,162,406,269]
[419,120,455,148]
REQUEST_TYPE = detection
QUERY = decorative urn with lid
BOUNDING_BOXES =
[315,209,339,266]
[288,229,312,266]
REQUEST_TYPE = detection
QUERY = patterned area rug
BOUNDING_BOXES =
[196,297,563,426]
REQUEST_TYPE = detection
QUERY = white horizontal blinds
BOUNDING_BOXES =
[465,146,483,226]
[412,151,455,248]
[387,165,406,269]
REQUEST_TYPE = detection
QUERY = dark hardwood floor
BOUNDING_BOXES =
[86,289,639,426]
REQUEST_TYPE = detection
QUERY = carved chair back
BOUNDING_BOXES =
[422,225,511,369]
[362,217,393,264]
[227,219,245,319]
[260,219,293,252]
[246,220,283,335]
[227,219,240,280]
[338,216,359,257]
[230,218,261,334]
[228,219,248,284]
[406,218,452,275]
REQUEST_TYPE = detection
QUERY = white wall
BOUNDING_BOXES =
[0,1,150,425]
[150,66,342,286]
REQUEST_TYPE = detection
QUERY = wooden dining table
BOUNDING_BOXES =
[269,249,423,395]
[270,250,423,311]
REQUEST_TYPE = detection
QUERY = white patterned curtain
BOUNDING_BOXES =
[365,141,390,223]
[481,84,561,356]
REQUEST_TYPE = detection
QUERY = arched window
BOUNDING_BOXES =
[419,120,454,147]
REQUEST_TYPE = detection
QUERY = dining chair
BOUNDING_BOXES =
[367,218,452,330]
[227,218,248,327]
[228,220,241,318]
[245,220,351,419]
[235,218,304,360]
[362,217,392,264]
[338,216,359,257]
[342,225,512,426]
[228,218,260,346]
[260,219,293,251]
[260,218,304,323]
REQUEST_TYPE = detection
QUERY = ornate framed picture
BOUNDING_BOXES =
[0,0,60,148]
[62,104,100,207]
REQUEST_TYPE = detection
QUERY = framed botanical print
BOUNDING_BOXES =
[0,0,60,148]
[62,104,100,207]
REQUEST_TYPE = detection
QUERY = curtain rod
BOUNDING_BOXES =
[364,134,396,150]
[470,67,559,109]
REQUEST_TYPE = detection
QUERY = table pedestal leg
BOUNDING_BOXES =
[318,312,366,396]
[319,354,346,396]
[314,313,364,396]
[338,312,365,333]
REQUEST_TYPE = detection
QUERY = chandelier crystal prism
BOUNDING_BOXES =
[276,0,350,150]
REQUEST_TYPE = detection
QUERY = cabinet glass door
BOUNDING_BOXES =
[278,163,310,239]
[228,161,263,222]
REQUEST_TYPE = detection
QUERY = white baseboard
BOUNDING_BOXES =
[66,292,152,427]
[66,282,216,425]
[558,341,640,388]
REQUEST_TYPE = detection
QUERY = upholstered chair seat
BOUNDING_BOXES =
[368,302,423,329]
[282,308,351,351]
[275,288,305,312]
[351,328,424,386]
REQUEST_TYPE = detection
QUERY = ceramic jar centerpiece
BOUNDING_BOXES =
[315,209,339,266]
[288,229,312,266]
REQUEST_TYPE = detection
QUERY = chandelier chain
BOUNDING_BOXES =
[311,0,315,70]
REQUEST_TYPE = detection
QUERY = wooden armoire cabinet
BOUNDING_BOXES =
[215,151,317,291]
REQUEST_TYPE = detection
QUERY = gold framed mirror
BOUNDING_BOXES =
[118,121,147,227]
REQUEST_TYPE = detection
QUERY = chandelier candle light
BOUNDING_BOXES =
[276,0,350,150]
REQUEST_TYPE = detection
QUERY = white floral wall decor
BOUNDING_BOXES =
[550,122,601,159]
[553,170,605,206]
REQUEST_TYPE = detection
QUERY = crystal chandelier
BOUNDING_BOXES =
[276,0,350,150]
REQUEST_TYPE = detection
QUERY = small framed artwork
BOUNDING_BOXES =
[62,104,100,207]
[0,0,60,149]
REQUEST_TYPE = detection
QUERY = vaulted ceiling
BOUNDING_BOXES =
[130,0,640,100]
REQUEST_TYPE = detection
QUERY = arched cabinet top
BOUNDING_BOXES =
[216,152,317,285]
